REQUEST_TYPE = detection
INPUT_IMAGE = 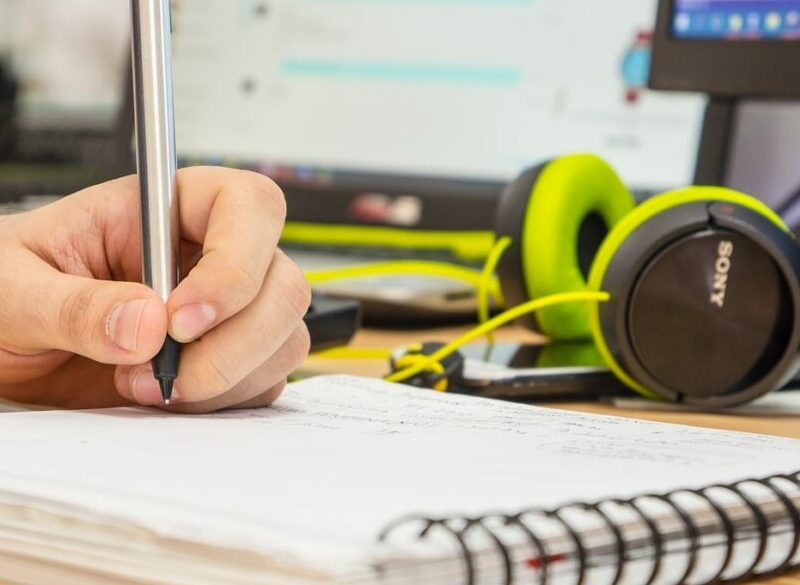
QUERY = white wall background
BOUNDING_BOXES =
[0,0,13,54]
[2,0,129,106]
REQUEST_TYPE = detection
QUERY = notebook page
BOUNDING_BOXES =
[0,375,797,575]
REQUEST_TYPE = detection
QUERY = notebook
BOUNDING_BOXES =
[0,375,797,585]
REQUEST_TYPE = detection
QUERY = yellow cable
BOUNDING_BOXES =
[315,348,394,360]
[477,236,513,344]
[305,260,504,305]
[385,291,610,385]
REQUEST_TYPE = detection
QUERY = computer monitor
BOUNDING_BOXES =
[172,0,707,231]
[650,0,800,221]
[674,0,800,39]
[651,0,800,97]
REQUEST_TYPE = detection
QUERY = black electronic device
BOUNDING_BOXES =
[455,342,630,402]
[305,294,362,353]
[650,0,800,188]
[651,0,800,98]
[389,340,630,401]
[0,61,16,161]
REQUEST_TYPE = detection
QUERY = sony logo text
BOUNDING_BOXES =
[710,241,734,309]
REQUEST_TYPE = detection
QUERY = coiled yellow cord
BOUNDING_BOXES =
[385,291,610,385]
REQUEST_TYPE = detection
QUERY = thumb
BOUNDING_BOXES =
[7,267,168,365]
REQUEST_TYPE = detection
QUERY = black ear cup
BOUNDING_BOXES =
[594,200,800,407]
[495,163,548,330]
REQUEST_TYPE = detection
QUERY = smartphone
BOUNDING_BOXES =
[454,341,630,402]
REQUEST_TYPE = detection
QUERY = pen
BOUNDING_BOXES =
[130,0,181,404]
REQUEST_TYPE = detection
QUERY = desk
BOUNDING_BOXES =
[305,324,800,585]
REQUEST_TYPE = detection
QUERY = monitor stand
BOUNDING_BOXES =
[693,96,739,187]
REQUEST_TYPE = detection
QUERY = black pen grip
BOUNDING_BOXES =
[152,335,181,402]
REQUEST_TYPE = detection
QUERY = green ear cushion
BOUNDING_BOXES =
[587,186,789,400]
[535,342,606,368]
[521,154,636,339]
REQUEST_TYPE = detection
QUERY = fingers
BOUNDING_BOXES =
[34,167,286,339]
[167,168,287,343]
[229,381,287,410]
[115,324,307,413]
[173,252,310,403]
[113,238,311,413]
[0,252,168,365]
[113,252,310,410]
[0,166,299,412]
[167,333,299,414]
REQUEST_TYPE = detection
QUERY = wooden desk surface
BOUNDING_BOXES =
[304,324,800,585]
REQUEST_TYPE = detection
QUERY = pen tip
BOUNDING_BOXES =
[159,378,174,404]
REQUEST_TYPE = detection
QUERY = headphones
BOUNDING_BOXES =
[493,153,800,407]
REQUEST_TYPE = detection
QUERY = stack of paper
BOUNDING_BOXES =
[0,376,797,584]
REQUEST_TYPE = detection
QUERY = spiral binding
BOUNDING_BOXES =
[378,470,800,585]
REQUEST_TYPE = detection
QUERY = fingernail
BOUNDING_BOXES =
[132,369,164,405]
[171,303,217,342]
[107,300,149,352]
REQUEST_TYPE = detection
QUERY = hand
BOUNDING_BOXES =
[0,167,311,413]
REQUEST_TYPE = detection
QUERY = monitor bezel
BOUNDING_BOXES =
[650,0,800,97]
[280,172,503,231]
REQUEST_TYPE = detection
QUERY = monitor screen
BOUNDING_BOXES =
[172,0,706,195]
[673,0,800,39]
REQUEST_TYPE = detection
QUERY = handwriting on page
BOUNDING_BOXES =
[0,374,798,559]
[202,376,798,468]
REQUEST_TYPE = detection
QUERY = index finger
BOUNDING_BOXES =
[167,167,287,342]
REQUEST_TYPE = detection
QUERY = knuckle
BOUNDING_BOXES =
[279,258,312,320]
[250,311,310,374]
[180,345,236,399]
[164,402,212,415]
[204,356,236,397]
[258,381,287,407]
[292,324,312,364]
[113,366,131,398]
[223,256,263,302]
[59,285,102,345]
[241,171,286,221]
[271,380,288,396]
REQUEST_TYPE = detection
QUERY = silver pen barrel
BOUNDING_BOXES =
[131,0,179,302]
